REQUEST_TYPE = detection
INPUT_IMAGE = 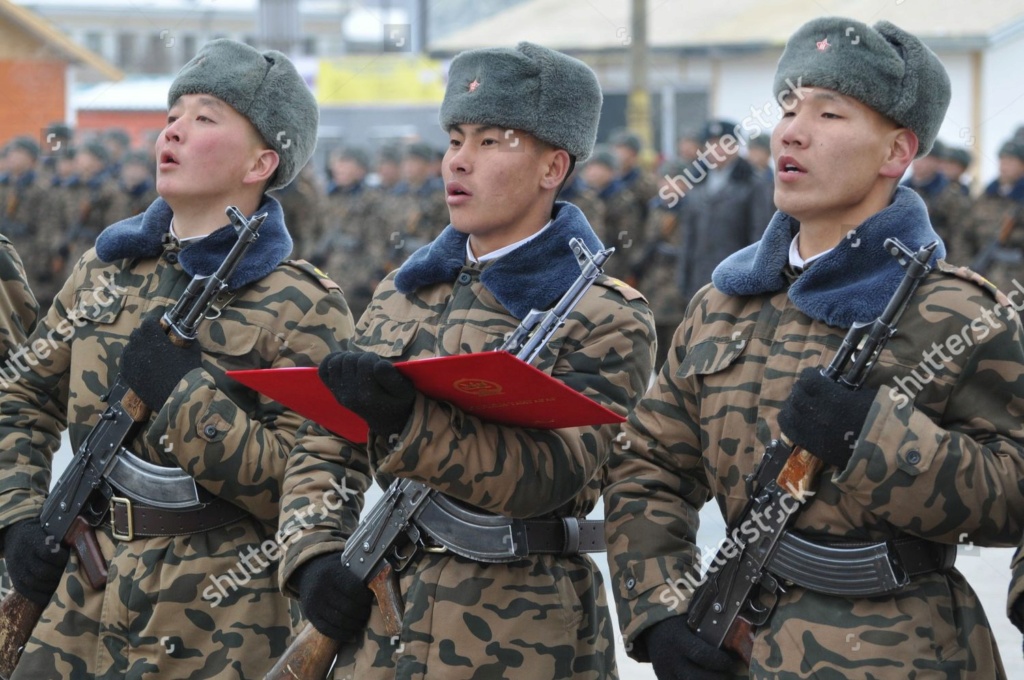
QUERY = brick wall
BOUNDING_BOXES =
[0,60,65,148]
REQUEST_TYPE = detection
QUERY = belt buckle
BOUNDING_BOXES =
[110,496,134,541]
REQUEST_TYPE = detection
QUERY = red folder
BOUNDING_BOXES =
[227,351,625,444]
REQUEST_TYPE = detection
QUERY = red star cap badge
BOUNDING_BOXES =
[468,79,480,92]
[816,38,831,51]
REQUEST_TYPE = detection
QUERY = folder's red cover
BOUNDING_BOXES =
[227,351,625,444]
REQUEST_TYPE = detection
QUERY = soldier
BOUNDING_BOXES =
[38,123,73,184]
[316,146,386,321]
[57,140,129,278]
[746,134,774,186]
[0,221,41,615]
[278,41,656,679]
[960,138,1024,291]
[676,119,775,303]
[941,145,974,196]
[0,38,354,679]
[676,130,701,166]
[118,150,158,218]
[611,128,659,221]
[583,146,643,282]
[380,142,448,272]
[902,139,972,262]
[270,160,326,261]
[558,164,607,237]
[631,159,688,371]
[103,128,132,181]
[374,144,402,192]
[0,137,63,310]
[605,16,1024,680]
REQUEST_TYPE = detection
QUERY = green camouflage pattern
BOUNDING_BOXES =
[906,182,972,264]
[605,261,1024,679]
[378,182,449,273]
[0,172,66,309]
[313,185,390,323]
[958,192,1024,291]
[631,200,686,369]
[271,168,327,262]
[1009,544,1024,630]
[0,239,354,679]
[560,180,607,241]
[55,178,130,282]
[279,257,657,679]
[594,187,643,283]
[0,234,39,353]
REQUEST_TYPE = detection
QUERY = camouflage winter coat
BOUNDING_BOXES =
[605,187,1024,679]
[279,201,656,680]
[0,196,354,680]
[0,233,38,352]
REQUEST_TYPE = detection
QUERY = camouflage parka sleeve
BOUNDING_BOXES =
[0,202,355,529]
[606,192,1024,678]
[278,202,656,679]
[0,234,38,354]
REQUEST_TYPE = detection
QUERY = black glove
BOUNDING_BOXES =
[120,316,203,411]
[643,615,735,680]
[295,552,374,644]
[777,366,878,469]
[319,351,417,438]
[3,518,70,607]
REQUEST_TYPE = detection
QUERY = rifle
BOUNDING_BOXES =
[266,237,613,680]
[685,238,937,664]
[0,206,266,679]
[971,210,1019,275]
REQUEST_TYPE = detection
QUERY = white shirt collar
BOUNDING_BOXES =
[168,219,207,244]
[466,220,554,264]
[788,234,832,269]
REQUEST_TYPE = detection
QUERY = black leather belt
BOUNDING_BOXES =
[524,518,605,555]
[768,531,956,597]
[109,495,249,541]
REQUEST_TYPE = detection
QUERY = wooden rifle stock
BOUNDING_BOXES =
[0,589,43,680]
[717,441,825,666]
[266,564,405,680]
[265,624,339,680]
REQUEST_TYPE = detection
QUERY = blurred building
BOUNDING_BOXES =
[15,0,346,80]
[0,0,119,143]
[431,0,1024,188]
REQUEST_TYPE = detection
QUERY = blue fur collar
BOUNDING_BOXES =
[394,201,604,319]
[984,177,1024,202]
[712,186,945,328]
[95,195,293,291]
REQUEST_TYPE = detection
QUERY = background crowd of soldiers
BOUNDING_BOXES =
[0,119,1018,366]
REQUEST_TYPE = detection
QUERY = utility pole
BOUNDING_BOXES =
[627,0,653,166]
[258,0,301,55]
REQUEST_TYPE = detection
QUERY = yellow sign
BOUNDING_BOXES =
[317,55,447,105]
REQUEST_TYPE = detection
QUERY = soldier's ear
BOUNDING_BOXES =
[539,147,572,191]
[244,148,280,187]
[880,128,918,179]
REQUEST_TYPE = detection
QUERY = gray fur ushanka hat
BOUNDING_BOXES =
[440,42,603,161]
[773,17,951,157]
[168,39,319,190]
